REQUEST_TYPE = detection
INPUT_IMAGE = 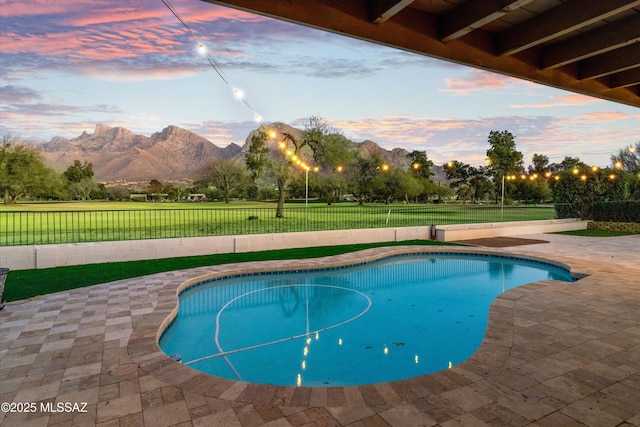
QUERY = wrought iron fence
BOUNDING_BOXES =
[0,204,558,246]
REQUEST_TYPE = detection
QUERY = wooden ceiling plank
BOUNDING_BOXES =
[371,0,415,24]
[542,15,640,69]
[498,0,640,56]
[608,68,640,89]
[440,0,535,43]
[579,44,640,80]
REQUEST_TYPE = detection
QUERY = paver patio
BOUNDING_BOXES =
[1,233,639,426]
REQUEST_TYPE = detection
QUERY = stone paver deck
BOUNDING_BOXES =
[1,233,639,426]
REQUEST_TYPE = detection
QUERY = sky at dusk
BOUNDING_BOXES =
[1,0,638,168]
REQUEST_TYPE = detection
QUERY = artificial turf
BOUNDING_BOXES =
[553,229,637,237]
[3,239,457,302]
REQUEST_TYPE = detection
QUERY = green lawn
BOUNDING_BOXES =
[2,239,458,302]
[0,201,557,245]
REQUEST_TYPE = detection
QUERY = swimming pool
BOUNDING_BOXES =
[159,253,574,387]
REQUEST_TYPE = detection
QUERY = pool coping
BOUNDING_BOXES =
[127,246,585,408]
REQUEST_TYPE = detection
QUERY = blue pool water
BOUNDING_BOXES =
[159,253,573,387]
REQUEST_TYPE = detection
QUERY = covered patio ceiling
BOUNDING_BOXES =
[203,0,640,108]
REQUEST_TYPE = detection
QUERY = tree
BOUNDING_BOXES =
[407,150,434,179]
[1,136,61,204]
[245,127,300,217]
[199,160,248,203]
[552,165,629,216]
[444,161,493,203]
[611,142,640,173]
[302,118,355,205]
[105,185,130,201]
[147,179,163,194]
[528,154,549,175]
[68,179,99,201]
[486,130,523,202]
[245,129,271,181]
[346,152,383,205]
[63,160,98,200]
[552,156,588,173]
[63,160,94,183]
[246,118,357,216]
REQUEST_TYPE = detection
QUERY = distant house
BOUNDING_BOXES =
[187,193,207,201]
[129,193,148,202]
[150,193,169,201]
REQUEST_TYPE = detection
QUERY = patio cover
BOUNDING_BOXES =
[203,0,640,107]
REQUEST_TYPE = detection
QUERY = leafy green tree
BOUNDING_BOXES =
[373,168,409,204]
[444,161,493,203]
[68,179,99,201]
[552,156,588,173]
[510,176,551,203]
[405,174,430,203]
[162,184,186,201]
[611,141,640,173]
[346,152,383,205]
[1,136,62,204]
[246,118,357,216]
[199,160,248,203]
[552,165,629,216]
[407,150,434,179]
[63,160,98,200]
[528,154,549,175]
[105,185,130,201]
[63,160,94,183]
[147,179,163,194]
[245,129,271,181]
[486,130,523,202]
[245,127,304,217]
[432,181,454,202]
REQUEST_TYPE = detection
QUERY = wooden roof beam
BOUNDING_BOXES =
[579,44,640,80]
[498,0,640,56]
[608,68,640,89]
[440,0,534,43]
[370,0,415,24]
[541,15,640,69]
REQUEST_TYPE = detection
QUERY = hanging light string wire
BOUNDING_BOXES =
[161,0,262,121]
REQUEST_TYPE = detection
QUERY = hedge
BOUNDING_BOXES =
[556,201,640,222]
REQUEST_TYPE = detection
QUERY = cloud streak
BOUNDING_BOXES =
[329,111,637,167]
[510,94,601,109]
[439,69,530,96]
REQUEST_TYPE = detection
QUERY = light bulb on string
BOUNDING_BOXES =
[233,88,245,100]
[162,0,263,123]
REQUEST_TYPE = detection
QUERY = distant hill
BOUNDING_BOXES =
[36,123,446,183]
[37,124,242,182]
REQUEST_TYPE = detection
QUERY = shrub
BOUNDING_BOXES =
[586,201,640,223]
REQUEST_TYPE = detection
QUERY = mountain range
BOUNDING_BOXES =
[37,124,242,182]
[35,124,445,183]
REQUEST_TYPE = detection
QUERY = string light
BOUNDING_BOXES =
[161,0,263,122]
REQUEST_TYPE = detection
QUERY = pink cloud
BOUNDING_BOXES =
[580,112,629,122]
[0,0,269,80]
[439,69,528,96]
[510,94,601,109]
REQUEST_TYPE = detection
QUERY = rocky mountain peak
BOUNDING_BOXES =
[38,124,241,182]
[92,124,136,142]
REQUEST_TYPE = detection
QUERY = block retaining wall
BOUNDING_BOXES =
[588,221,640,233]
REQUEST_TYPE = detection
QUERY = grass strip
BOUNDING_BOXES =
[553,229,637,237]
[3,240,457,302]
